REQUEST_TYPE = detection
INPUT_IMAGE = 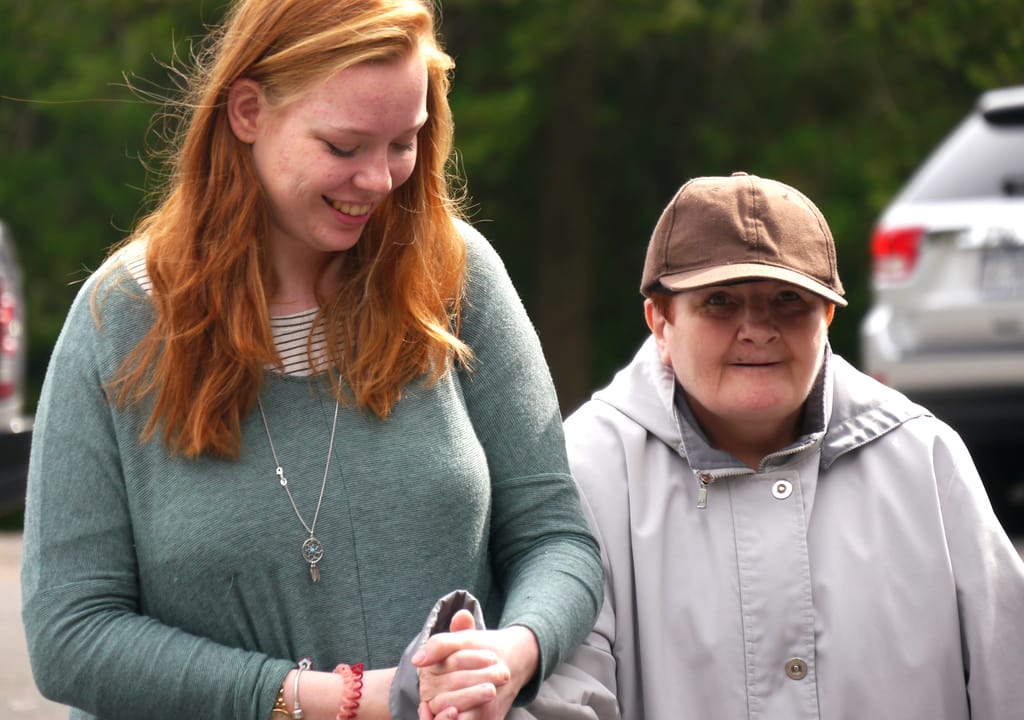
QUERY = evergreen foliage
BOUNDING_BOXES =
[2,0,1022,413]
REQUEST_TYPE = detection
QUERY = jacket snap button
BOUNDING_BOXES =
[785,658,808,680]
[771,480,793,500]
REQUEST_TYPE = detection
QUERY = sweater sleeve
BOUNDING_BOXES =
[20,267,293,719]
[518,487,622,720]
[454,223,603,703]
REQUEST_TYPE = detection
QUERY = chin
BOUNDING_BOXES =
[316,231,365,253]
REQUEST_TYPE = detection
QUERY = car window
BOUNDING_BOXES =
[896,114,1024,202]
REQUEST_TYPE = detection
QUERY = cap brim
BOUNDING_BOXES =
[657,263,848,306]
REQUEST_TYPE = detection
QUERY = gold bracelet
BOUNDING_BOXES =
[271,683,289,718]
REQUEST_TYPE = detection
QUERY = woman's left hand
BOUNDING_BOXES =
[413,609,540,720]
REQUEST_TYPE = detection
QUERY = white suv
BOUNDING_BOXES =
[860,85,1024,521]
[0,220,31,512]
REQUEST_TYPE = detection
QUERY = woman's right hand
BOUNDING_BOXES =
[415,609,542,720]
[415,610,514,720]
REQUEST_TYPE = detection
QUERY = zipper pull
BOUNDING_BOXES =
[696,472,713,509]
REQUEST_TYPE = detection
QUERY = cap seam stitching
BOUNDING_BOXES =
[748,176,761,262]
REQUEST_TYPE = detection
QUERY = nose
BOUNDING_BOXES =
[737,300,779,344]
[352,150,393,194]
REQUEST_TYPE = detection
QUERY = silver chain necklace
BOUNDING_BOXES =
[256,396,340,583]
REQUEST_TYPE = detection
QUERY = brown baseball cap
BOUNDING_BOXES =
[640,172,846,306]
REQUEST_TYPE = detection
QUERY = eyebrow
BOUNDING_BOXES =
[321,115,429,138]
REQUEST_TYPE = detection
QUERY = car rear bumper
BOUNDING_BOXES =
[0,419,32,513]
[864,351,1024,393]
[860,308,1024,439]
[861,305,1024,391]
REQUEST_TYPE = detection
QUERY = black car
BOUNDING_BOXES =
[0,220,32,513]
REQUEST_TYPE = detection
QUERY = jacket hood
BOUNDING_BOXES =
[592,337,683,452]
[591,336,930,469]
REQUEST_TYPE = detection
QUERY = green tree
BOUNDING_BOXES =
[2,0,1022,416]
[441,0,1024,412]
[0,0,218,409]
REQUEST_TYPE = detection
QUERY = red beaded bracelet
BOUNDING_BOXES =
[333,662,364,720]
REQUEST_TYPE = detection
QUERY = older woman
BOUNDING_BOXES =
[555,172,1024,719]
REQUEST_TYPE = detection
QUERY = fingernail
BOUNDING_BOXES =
[412,650,425,664]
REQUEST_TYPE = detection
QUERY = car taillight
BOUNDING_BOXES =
[0,285,16,400]
[870,226,925,283]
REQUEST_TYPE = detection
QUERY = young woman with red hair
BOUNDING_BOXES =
[21,2,602,718]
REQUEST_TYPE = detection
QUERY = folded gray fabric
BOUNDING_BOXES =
[390,589,487,720]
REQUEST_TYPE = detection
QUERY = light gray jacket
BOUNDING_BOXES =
[545,336,1024,720]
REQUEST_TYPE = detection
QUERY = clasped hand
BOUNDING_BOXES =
[414,609,539,720]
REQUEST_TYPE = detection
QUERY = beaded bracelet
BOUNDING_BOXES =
[333,662,365,720]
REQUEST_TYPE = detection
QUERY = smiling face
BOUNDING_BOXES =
[228,50,428,286]
[646,279,831,465]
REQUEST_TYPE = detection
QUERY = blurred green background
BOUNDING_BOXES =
[2,0,1023,417]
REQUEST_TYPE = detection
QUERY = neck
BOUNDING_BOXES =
[269,295,320,316]
[268,253,346,316]
[695,408,803,471]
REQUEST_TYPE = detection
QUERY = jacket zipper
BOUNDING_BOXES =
[694,437,818,509]
[696,472,714,509]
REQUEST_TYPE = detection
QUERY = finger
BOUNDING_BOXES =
[420,662,512,701]
[427,682,497,716]
[413,632,486,667]
[419,664,510,708]
[421,648,501,676]
[448,609,477,633]
[421,701,456,720]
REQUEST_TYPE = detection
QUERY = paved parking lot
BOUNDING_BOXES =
[2,531,1023,719]
[0,533,65,719]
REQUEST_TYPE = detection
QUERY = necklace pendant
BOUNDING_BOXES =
[302,536,324,583]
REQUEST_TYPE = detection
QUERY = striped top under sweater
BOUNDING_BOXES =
[125,252,326,376]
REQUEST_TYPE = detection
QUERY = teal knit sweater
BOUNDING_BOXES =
[21,224,602,719]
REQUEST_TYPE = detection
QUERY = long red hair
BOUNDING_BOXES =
[105,0,469,458]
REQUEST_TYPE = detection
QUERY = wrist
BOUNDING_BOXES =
[273,664,366,720]
[333,662,364,720]
[270,664,397,720]
[355,667,396,720]
[503,625,541,688]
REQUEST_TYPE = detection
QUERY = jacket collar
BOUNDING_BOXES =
[818,352,931,469]
[593,336,931,472]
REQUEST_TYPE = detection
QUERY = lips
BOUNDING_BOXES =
[327,198,372,217]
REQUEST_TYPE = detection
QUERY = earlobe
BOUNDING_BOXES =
[644,299,659,334]
[644,299,673,366]
[226,78,263,144]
